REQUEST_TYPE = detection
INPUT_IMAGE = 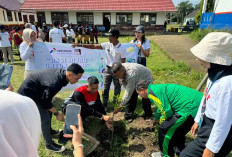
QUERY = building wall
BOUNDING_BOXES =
[0,8,25,25]
[69,11,77,24]
[156,12,165,25]
[45,11,52,24]
[111,12,116,25]
[94,12,103,25]
[132,12,140,25]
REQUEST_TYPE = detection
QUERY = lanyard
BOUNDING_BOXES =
[199,71,223,127]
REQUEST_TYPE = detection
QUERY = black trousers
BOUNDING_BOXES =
[80,103,106,120]
[180,115,232,157]
[137,57,146,67]
[125,90,152,117]
[158,114,194,157]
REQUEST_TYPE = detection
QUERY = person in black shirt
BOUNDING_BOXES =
[18,63,84,153]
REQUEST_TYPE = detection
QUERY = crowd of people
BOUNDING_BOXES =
[0,21,99,64]
[0,21,232,157]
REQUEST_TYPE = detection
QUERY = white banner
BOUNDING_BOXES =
[33,42,138,91]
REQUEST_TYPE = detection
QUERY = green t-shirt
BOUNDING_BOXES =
[147,84,203,122]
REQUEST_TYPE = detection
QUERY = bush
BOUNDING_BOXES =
[189,29,232,42]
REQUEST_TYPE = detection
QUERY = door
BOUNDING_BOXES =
[103,13,111,32]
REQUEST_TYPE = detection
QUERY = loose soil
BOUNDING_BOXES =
[87,112,159,157]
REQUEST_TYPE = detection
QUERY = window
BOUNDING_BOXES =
[3,11,6,21]
[51,12,69,24]
[37,12,46,25]
[23,15,28,23]
[7,11,13,21]
[116,13,132,25]
[76,13,93,25]
[14,12,18,21]
[18,12,22,21]
[29,15,35,23]
[140,13,156,26]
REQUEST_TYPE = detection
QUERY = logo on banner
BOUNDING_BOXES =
[74,49,82,55]
[50,48,56,53]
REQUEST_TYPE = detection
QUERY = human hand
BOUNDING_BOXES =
[72,43,77,48]
[191,122,199,137]
[28,42,33,47]
[105,121,113,131]
[202,148,214,157]
[5,83,13,91]
[136,44,142,50]
[71,114,84,146]
[56,113,65,122]
[102,115,113,122]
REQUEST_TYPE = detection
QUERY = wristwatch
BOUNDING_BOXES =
[54,111,59,116]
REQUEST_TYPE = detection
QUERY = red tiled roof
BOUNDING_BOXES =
[21,0,176,12]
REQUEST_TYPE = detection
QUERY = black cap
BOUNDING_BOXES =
[105,28,120,37]
[135,25,145,33]
[0,24,5,30]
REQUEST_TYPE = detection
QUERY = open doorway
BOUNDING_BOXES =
[103,13,110,32]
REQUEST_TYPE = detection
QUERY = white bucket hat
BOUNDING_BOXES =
[63,24,68,28]
[191,32,232,65]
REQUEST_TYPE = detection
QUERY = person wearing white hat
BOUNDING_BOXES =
[180,32,232,157]
[63,24,73,43]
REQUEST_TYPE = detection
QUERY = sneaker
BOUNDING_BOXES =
[50,129,59,135]
[46,141,66,152]
[151,152,163,157]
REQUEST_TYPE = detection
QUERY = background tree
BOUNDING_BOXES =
[176,1,194,23]
[195,0,214,23]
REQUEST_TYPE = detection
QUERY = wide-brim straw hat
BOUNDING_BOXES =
[191,32,232,65]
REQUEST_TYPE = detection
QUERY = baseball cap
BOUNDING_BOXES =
[105,28,120,37]
[135,25,145,33]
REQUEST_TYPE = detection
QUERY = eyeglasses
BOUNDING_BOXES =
[135,32,143,34]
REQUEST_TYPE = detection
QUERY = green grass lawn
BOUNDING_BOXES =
[3,37,231,157]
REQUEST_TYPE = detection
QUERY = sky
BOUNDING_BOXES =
[172,0,201,6]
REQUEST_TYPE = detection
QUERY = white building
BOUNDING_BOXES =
[20,0,175,33]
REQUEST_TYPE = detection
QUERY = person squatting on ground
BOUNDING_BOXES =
[0,25,14,64]
[112,62,153,120]
[17,63,84,152]
[60,76,113,142]
[180,32,232,157]
[72,28,126,107]
[136,80,202,157]
[131,25,150,66]
[20,28,40,79]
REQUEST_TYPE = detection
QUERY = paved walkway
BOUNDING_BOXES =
[148,35,206,73]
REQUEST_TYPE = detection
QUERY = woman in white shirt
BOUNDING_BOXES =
[20,28,38,79]
[180,32,232,157]
[64,24,73,43]
[130,25,150,67]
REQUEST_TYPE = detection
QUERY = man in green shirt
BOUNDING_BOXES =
[136,80,203,157]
